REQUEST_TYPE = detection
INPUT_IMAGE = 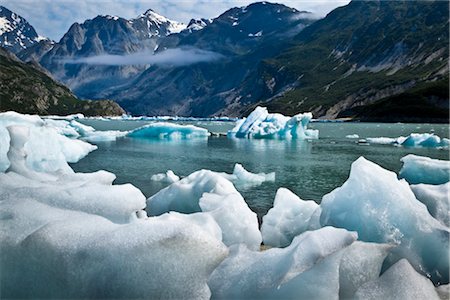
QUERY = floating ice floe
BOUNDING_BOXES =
[345,134,360,139]
[151,170,180,183]
[399,154,450,185]
[147,169,262,250]
[228,106,318,139]
[66,120,128,143]
[106,114,238,122]
[366,133,449,148]
[128,122,210,139]
[218,163,275,188]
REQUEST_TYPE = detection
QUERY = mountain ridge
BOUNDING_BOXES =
[1,1,448,122]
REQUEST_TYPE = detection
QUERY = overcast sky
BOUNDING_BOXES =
[2,0,350,41]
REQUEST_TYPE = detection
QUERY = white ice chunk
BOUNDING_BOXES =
[399,154,450,184]
[151,170,180,183]
[218,163,275,188]
[346,134,360,139]
[354,259,440,300]
[339,242,393,299]
[228,106,318,139]
[147,170,261,249]
[437,284,450,300]
[366,136,405,144]
[0,112,96,174]
[81,130,128,142]
[367,133,448,148]
[1,198,227,299]
[411,183,450,227]
[208,227,357,299]
[128,122,210,139]
[261,188,319,247]
[320,156,449,284]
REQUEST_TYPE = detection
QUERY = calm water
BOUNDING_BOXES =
[72,120,449,220]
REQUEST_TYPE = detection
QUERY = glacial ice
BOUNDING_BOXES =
[411,183,449,227]
[0,112,97,174]
[228,106,319,139]
[320,156,449,284]
[128,122,210,139]
[367,133,449,148]
[208,227,357,299]
[338,242,393,299]
[261,188,319,247]
[354,259,440,300]
[1,120,228,299]
[151,170,180,183]
[2,111,447,299]
[218,163,275,188]
[399,154,450,184]
[147,169,262,250]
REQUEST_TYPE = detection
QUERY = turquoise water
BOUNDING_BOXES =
[72,120,449,220]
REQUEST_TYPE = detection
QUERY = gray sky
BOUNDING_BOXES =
[2,0,350,41]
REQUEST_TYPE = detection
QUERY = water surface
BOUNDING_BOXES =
[72,120,449,220]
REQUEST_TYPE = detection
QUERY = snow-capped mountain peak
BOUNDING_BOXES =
[0,5,49,54]
[136,9,186,35]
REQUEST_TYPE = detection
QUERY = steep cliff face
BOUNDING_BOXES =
[243,0,449,121]
[0,47,124,116]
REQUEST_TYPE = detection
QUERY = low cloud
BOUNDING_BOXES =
[64,47,223,66]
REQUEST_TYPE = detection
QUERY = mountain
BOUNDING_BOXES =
[37,10,186,99]
[101,2,315,116]
[0,6,50,54]
[243,0,449,121]
[8,1,449,121]
[0,47,124,116]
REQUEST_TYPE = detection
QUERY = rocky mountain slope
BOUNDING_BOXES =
[101,2,315,116]
[244,0,449,121]
[38,10,186,99]
[0,47,124,116]
[3,1,449,121]
[0,5,50,54]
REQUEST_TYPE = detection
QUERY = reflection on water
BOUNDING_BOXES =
[72,120,450,220]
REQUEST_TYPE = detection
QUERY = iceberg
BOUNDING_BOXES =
[354,259,440,300]
[367,133,449,148]
[320,157,449,285]
[128,122,210,139]
[411,183,449,227]
[147,170,261,250]
[150,170,180,183]
[261,188,319,247]
[399,154,450,184]
[228,106,318,139]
